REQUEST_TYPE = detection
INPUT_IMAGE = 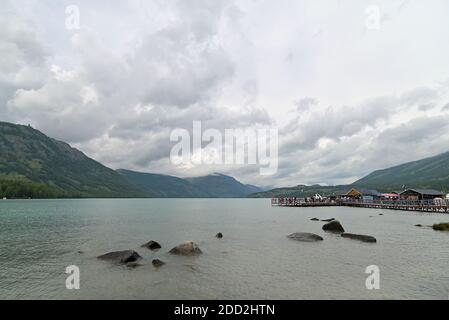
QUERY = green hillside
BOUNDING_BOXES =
[352,152,449,192]
[249,185,344,198]
[0,122,143,198]
[252,152,449,198]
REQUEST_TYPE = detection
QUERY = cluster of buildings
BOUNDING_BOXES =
[327,188,447,202]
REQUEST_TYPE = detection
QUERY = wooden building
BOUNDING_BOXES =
[328,188,381,201]
[399,189,444,200]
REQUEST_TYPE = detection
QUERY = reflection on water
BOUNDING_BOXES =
[0,199,448,299]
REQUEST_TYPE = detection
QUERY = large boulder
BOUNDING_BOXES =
[97,250,142,264]
[322,220,345,233]
[341,233,377,243]
[141,240,162,250]
[169,241,202,255]
[287,232,324,242]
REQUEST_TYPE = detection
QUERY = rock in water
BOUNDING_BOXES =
[215,232,223,239]
[310,218,320,221]
[141,240,162,250]
[287,232,324,242]
[97,250,142,264]
[126,262,143,268]
[341,233,377,243]
[322,220,345,233]
[152,259,165,267]
[432,223,449,231]
[321,218,335,222]
[169,241,203,255]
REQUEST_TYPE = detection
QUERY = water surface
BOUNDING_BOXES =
[0,199,448,299]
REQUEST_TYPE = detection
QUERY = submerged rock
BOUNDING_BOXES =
[432,223,449,231]
[141,240,162,250]
[287,232,324,242]
[322,220,345,233]
[321,218,335,222]
[415,224,423,227]
[126,262,143,268]
[215,232,223,239]
[341,233,377,243]
[97,250,142,264]
[310,218,320,221]
[169,241,202,255]
[152,259,165,268]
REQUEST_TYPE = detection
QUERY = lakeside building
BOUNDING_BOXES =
[399,189,444,200]
[327,188,446,201]
[327,188,381,201]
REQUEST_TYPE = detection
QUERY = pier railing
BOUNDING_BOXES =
[271,197,449,213]
[341,198,449,207]
[271,198,337,206]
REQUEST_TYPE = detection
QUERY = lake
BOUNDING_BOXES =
[0,199,448,299]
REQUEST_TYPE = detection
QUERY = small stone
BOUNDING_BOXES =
[98,250,142,264]
[126,262,143,268]
[322,220,345,233]
[341,233,377,243]
[152,259,165,268]
[141,240,162,250]
[215,232,223,238]
[169,241,202,255]
[287,232,324,242]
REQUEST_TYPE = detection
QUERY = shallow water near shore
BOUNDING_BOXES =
[0,198,448,299]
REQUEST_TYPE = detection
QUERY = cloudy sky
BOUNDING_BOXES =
[2,0,449,188]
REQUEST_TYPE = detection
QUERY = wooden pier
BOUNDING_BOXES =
[271,198,449,213]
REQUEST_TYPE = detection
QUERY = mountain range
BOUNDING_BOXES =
[1,121,448,199]
[0,121,262,198]
[117,169,262,198]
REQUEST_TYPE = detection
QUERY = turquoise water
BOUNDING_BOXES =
[0,199,448,299]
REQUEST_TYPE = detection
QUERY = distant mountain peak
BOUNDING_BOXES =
[119,169,262,198]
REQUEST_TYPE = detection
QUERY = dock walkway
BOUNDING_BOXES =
[271,198,449,213]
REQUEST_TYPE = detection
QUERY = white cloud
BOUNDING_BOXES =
[2,0,449,187]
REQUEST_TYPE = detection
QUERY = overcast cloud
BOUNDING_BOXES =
[2,0,449,188]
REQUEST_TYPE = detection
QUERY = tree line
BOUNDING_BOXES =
[0,179,73,199]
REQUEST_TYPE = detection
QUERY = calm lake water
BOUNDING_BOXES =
[0,199,448,300]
